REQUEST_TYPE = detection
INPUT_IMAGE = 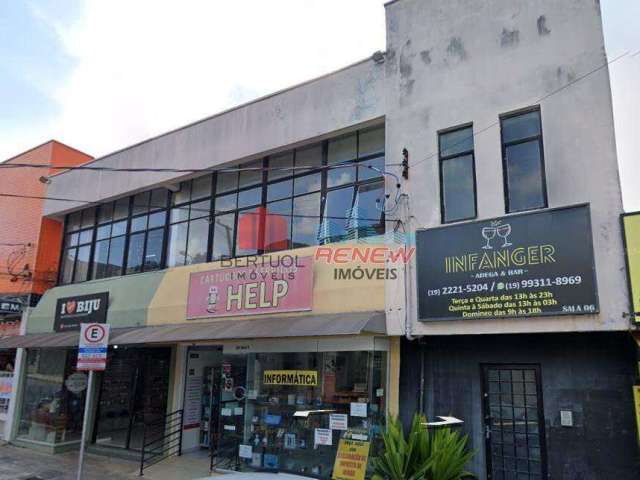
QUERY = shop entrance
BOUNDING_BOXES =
[93,347,172,451]
[481,364,548,480]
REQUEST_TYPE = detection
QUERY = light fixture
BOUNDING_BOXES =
[372,50,385,64]
[39,176,51,184]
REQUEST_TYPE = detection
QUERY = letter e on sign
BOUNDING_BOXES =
[77,323,110,371]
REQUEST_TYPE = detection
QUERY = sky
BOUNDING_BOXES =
[0,1,638,209]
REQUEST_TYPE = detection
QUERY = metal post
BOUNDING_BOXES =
[76,370,95,480]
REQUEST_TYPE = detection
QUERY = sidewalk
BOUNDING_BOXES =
[0,444,220,480]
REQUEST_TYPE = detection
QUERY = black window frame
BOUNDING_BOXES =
[437,123,478,224]
[500,106,548,214]
[58,125,386,285]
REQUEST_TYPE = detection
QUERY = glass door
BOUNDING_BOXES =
[93,347,171,451]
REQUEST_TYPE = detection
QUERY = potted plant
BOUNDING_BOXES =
[372,413,475,480]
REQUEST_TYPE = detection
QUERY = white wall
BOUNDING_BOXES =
[383,0,627,335]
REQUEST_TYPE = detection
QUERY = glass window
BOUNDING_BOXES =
[144,229,164,271]
[66,232,79,248]
[98,203,113,224]
[191,175,212,200]
[265,199,291,251]
[167,222,188,267]
[113,198,129,220]
[328,134,357,164]
[215,193,237,213]
[322,187,354,243]
[292,193,320,248]
[170,206,189,224]
[107,236,125,277]
[267,179,293,202]
[268,152,294,181]
[111,220,127,237]
[150,188,169,211]
[67,212,81,231]
[186,218,209,265]
[238,187,261,209]
[357,156,384,181]
[239,161,263,188]
[439,125,476,223]
[294,173,321,196]
[73,245,91,282]
[172,181,191,205]
[126,232,145,274]
[96,224,111,241]
[327,165,356,188]
[190,200,211,220]
[236,208,260,256]
[295,144,322,168]
[17,349,86,445]
[78,229,93,245]
[131,215,148,233]
[216,171,238,193]
[501,109,546,213]
[148,211,166,229]
[92,239,110,279]
[61,249,76,284]
[352,181,385,238]
[442,154,476,222]
[132,192,150,215]
[80,208,95,228]
[359,126,385,158]
[212,213,235,260]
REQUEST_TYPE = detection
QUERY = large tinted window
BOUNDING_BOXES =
[439,125,476,223]
[60,126,386,283]
[501,109,547,213]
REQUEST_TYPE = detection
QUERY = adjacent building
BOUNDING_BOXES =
[0,0,638,478]
[0,141,92,440]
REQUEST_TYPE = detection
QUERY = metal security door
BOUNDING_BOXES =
[481,365,547,480]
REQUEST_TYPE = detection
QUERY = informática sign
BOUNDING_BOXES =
[417,205,598,320]
[263,370,318,386]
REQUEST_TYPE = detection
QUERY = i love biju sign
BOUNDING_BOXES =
[54,292,109,332]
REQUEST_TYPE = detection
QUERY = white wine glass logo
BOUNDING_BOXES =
[481,226,497,249]
[496,223,512,248]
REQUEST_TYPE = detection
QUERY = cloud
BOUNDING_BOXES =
[0,0,385,161]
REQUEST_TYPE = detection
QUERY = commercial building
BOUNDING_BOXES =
[0,141,92,440]
[1,0,639,478]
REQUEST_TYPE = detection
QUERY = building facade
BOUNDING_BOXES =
[1,0,638,478]
[0,141,92,440]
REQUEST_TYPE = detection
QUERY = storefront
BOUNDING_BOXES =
[0,245,398,477]
[0,296,23,439]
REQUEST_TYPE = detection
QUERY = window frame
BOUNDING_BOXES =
[437,123,478,224]
[59,125,386,284]
[500,106,548,214]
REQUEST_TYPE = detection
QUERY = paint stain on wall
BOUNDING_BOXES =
[537,15,551,35]
[446,37,467,61]
[501,28,520,47]
[420,50,432,65]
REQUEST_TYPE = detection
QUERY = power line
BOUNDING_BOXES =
[0,193,398,223]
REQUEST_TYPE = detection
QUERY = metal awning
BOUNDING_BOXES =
[0,312,386,349]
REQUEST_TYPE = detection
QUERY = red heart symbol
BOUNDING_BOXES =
[66,301,76,314]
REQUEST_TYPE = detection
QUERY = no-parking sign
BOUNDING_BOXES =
[77,323,110,371]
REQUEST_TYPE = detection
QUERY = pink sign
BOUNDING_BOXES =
[187,256,314,319]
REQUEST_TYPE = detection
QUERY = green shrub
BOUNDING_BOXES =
[371,414,475,480]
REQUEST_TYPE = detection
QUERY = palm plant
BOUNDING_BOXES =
[371,414,475,480]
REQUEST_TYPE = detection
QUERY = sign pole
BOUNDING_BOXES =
[76,370,95,480]
[75,322,110,480]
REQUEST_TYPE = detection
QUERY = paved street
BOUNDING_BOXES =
[0,443,138,480]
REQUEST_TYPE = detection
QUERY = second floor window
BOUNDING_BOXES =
[59,126,386,284]
[501,108,547,213]
[439,125,477,223]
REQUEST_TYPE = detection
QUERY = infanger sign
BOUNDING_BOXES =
[55,292,109,332]
[417,205,599,321]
